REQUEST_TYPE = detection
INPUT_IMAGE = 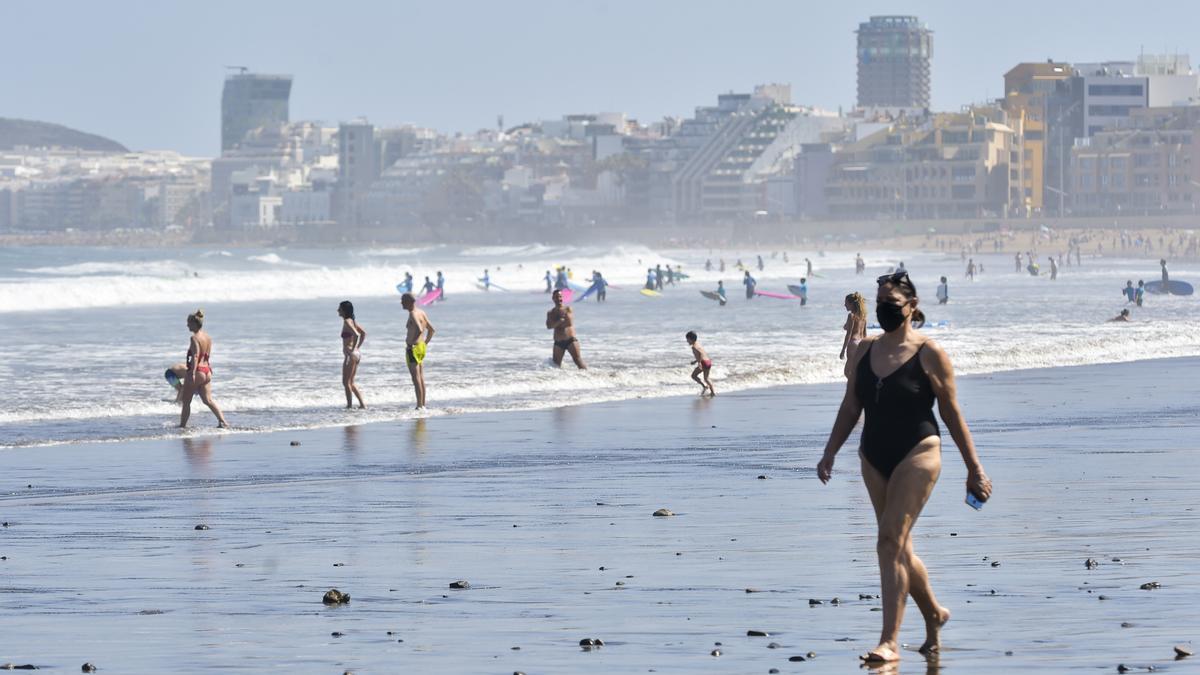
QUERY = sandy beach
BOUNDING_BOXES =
[2,357,1198,673]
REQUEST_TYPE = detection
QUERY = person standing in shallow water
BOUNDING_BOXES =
[840,292,867,378]
[401,292,435,410]
[816,271,992,664]
[546,289,586,369]
[179,309,228,429]
[338,300,366,409]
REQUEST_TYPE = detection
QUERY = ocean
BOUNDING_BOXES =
[1,242,1195,448]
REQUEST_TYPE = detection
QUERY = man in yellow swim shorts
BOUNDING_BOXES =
[401,293,436,410]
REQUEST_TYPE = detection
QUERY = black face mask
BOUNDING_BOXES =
[876,302,908,332]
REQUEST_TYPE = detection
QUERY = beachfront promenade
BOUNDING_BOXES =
[1,358,1198,673]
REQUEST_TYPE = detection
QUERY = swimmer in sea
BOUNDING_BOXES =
[338,300,366,409]
[686,330,715,396]
[1110,308,1132,322]
[817,271,991,664]
[401,292,435,409]
[546,289,586,369]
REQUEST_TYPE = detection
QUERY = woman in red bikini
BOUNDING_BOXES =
[180,309,228,429]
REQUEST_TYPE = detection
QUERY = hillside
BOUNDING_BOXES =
[0,118,128,152]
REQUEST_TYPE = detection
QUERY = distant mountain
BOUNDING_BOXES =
[0,118,128,153]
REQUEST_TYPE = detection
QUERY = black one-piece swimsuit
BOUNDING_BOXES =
[854,342,941,478]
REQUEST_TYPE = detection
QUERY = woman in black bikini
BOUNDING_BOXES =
[816,271,991,664]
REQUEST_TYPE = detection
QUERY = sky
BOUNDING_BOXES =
[4,0,1200,157]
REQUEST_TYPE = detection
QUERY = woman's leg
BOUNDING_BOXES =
[860,442,942,662]
[348,355,365,408]
[197,376,228,427]
[342,356,354,408]
[179,380,195,428]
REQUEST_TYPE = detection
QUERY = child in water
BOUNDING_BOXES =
[686,331,715,396]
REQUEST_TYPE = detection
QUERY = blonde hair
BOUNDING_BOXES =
[845,292,867,320]
[188,309,205,329]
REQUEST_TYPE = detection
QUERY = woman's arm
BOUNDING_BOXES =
[187,336,200,379]
[922,340,992,500]
[817,344,868,483]
[354,321,365,348]
[840,316,851,359]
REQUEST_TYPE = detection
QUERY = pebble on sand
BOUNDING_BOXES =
[322,589,350,605]
[1176,645,1194,657]
[1139,581,1162,590]
[789,655,806,662]
[808,599,823,606]
[331,631,345,637]
[579,638,605,647]
[652,508,675,517]
[747,630,769,637]
[0,666,38,671]
[769,669,780,674]
[289,441,301,446]
[449,580,470,589]
[193,524,209,530]
[710,649,721,656]
[81,664,97,673]
[1085,558,1099,569]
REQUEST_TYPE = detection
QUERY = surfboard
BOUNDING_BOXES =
[560,288,574,304]
[786,285,808,297]
[1145,280,1194,295]
[675,272,691,280]
[573,283,600,303]
[416,289,441,306]
[568,282,586,293]
[756,290,799,299]
[700,290,727,305]
[640,289,662,298]
[396,280,413,293]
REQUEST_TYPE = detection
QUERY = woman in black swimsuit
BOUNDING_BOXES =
[816,271,992,664]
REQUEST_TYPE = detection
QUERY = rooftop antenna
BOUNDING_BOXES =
[224,65,249,75]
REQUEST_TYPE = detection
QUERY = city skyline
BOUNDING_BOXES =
[5,0,1200,156]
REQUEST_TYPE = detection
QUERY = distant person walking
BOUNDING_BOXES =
[547,289,586,369]
[1161,258,1170,292]
[1048,256,1058,280]
[1136,280,1145,307]
[436,271,446,301]
[686,331,715,396]
[179,309,228,429]
[645,268,657,291]
[1014,252,1023,273]
[337,300,366,409]
[856,253,866,275]
[806,257,814,278]
[716,280,727,305]
[421,276,435,295]
[840,291,868,378]
[743,270,756,299]
[797,277,809,306]
[401,292,435,410]
[544,270,553,293]
[1123,280,1136,303]
[816,271,992,664]
[936,276,949,305]
[966,258,976,281]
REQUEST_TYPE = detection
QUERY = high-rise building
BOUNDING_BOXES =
[856,16,932,110]
[1002,61,1073,214]
[336,121,380,226]
[221,73,292,152]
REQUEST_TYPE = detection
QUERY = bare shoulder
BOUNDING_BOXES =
[919,338,953,370]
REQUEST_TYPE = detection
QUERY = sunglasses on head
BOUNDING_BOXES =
[876,271,911,285]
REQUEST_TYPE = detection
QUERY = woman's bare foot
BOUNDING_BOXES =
[860,641,900,663]
[919,606,951,654]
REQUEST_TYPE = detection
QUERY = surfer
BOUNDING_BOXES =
[686,331,715,396]
[719,258,726,273]
[481,269,491,290]
[555,267,568,291]
[705,259,713,272]
[717,280,727,305]
[546,289,586,369]
[743,271,756,299]
[666,264,676,286]
[338,300,366,409]
[840,292,867,378]
[645,268,657,291]
[1014,252,1022,273]
[179,309,229,429]
[655,264,665,290]
[421,276,435,295]
[856,253,866,275]
[400,272,413,292]
[401,292,435,410]
[593,271,608,302]
[1048,256,1058,280]
[817,271,991,664]
[757,255,765,272]
[436,271,445,301]
[936,276,948,305]
[796,278,809,306]
[806,257,813,278]
[1136,280,1145,307]
[544,270,553,293]
[1123,281,1136,303]
[966,258,975,281]
[1161,259,1170,292]
[1110,308,1132,322]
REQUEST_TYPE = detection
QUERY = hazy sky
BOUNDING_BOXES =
[4,1,1199,156]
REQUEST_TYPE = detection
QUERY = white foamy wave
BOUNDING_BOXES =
[15,260,188,277]
[246,252,315,267]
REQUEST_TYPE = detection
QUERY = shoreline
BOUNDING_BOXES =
[1,356,1197,672]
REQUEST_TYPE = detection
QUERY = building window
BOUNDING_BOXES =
[1087,84,1145,97]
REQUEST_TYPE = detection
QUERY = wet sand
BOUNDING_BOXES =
[1,358,1198,673]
